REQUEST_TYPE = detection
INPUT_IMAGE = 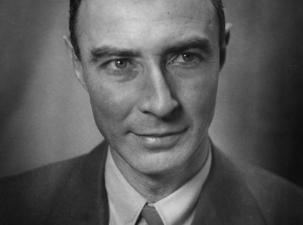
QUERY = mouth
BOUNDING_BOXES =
[132,128,187,150]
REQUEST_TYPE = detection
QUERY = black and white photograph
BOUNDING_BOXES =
[0,0,303,224]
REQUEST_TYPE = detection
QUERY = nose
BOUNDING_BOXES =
[139,65,179,118]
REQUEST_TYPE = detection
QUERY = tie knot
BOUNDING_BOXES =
[141,204,164,225]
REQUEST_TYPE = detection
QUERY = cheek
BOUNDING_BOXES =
[87,79,136,134]
[179,73,219,122]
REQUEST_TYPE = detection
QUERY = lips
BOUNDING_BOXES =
[132,128,187,150]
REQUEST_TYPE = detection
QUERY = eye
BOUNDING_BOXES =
[168,52,203,67]
[107,58,130,69]
[99,58,140,79]
[114,59,129,69]
[179,53,197,62]
[100,58,134,72]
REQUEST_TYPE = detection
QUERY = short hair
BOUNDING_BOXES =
[69,0,226,60]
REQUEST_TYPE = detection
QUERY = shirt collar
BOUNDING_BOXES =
[105,150,146,225]
[154,148,211,225]
[105,144,211,225]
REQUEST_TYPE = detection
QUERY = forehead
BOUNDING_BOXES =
[79,0,214,19]
[76,0,218,54]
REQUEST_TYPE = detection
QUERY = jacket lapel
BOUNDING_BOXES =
[192,145,266,225]
[46,141,267,225]
[46,142,109,225]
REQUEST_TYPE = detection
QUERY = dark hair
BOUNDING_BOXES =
[69,0,82,58]
[69,0,226,60]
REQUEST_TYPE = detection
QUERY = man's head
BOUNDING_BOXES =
[69,0,228,65]
[66,0,230,178]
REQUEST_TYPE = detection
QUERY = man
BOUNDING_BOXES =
[1,0,303,224]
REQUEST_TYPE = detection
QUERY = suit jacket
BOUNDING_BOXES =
[1,141,303,225]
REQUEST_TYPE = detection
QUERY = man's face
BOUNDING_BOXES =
[74,0,222,175]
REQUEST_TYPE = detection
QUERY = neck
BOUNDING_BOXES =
[111,138,210,203]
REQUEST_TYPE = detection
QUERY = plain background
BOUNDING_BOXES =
[0,0,302,187]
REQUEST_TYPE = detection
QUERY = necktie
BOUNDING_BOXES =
[140,204,164,225]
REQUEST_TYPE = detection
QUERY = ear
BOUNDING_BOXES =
[63,35,88,91]
[224,23,232,46]
[219,23,232,69]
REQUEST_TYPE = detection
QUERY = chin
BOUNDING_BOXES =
[133,147,193,176]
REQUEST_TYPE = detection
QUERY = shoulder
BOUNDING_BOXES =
[0,142,107,225]
[223,152,303,224]
[0,154,85,224]
[239,161,303,224]
[0,152,86,197]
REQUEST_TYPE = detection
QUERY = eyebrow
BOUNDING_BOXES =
[89,46,141,64]
[162,37,212,56]
[89,37,212,64]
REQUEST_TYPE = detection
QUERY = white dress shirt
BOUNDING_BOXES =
[105,146,211,225]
